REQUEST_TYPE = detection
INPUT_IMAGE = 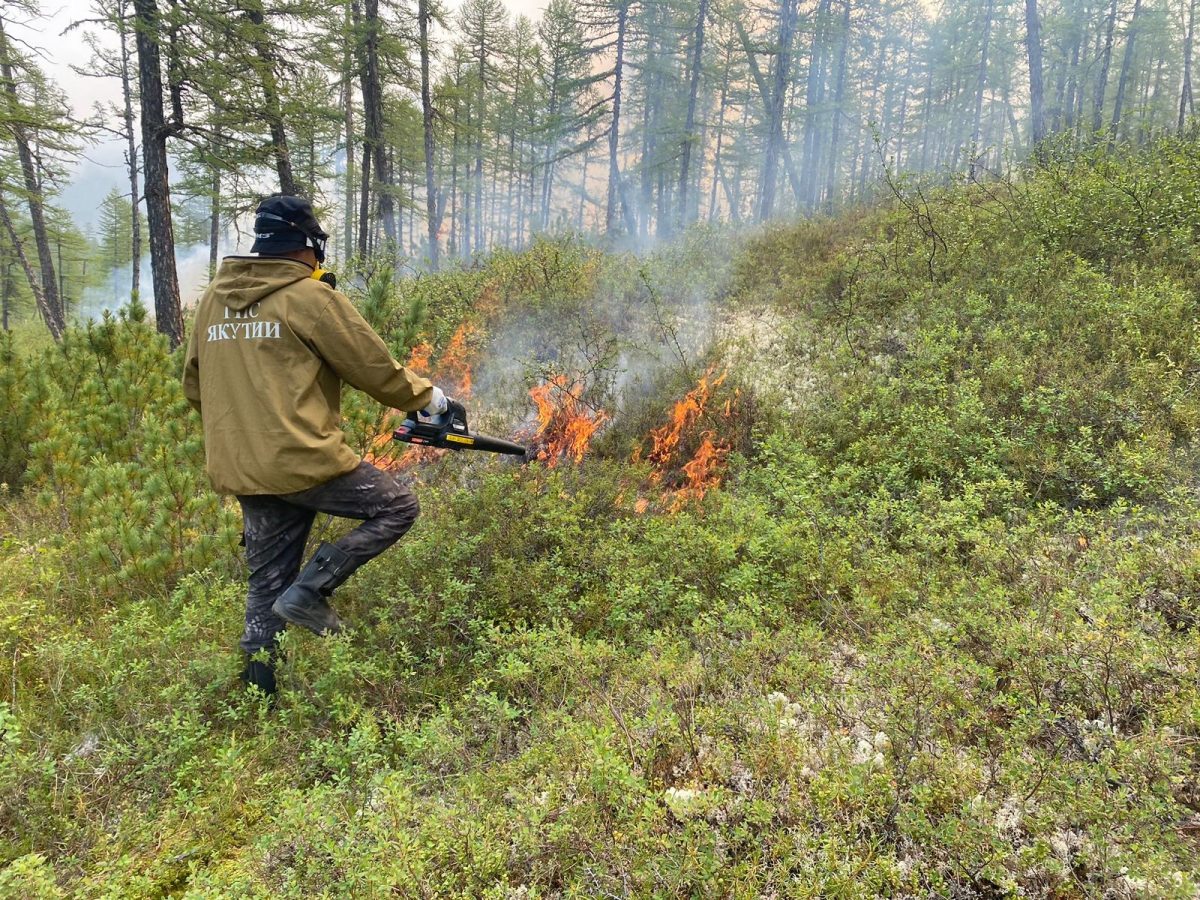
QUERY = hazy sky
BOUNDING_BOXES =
[20,0,548,231]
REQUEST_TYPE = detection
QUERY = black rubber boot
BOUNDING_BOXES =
[270,542,353,636]
[241,658,277,697]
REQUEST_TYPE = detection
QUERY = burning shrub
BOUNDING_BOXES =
[630,366,756,508]
[526,375,609,466]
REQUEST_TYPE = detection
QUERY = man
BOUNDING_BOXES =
[182,194,448,697]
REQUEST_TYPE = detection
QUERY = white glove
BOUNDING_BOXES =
[422,385,448,417]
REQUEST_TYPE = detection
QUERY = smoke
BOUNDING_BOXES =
[457,226,741,441]
[74,242,238,322]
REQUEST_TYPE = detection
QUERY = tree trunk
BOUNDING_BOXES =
[893,22,917,170]
[0,194,62,340]
[800,0,831,207]
[605,0,630,235]
[208,153,221,281]
[243,2,296,194]
[1074,19,1093,137]
[463,98,472,256]
[132,0,183,347]
[578,140,590,230]
[357,0,396,255]
[708,44,733,221]
[420,0,440,269]
[737,20,804,205]
[503,46,521,248]
[358,140,372,258]
[677,0,709,230]
[639,35,655,240]
[343,4,355,260]
[1063,15,1083,130]
[474,41,485,254]
[539,61,561,231]
[449,77,460,257]
[1138,53,1162,141]
[1182,0,1197,131]
[917,58,934,172]
[969,0,995,178]
[824,0,851,209]
[1108,0,1142,142]
[760,0,798,221]
[1,257,11,332]
[1025,0,1046,145]
[116,1,142,305]
[1092,0,1119,133]
[0,16,66,336]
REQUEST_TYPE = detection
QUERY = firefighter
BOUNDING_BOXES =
[182,194,447,697]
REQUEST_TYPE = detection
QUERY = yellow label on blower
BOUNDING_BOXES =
[445,434,475,446]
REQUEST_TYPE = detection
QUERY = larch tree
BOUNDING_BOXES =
[0,7,72,339]
[131,0,183,346]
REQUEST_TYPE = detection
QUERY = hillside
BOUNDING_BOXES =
[2,139,1200,897]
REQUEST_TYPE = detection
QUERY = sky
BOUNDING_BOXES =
[22,0,548,234]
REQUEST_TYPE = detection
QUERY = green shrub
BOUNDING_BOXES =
[3,140,1200,895]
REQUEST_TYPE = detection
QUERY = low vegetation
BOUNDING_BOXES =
[2,138,1200,897]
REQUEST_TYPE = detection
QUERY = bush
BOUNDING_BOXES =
[3,141,1200,895]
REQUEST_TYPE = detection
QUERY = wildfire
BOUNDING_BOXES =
[439,322,477,397]
[645,368,728,469]
[676,433,730,502]
[528,375,607,466]
[406,341,433,372]
[638,367,735,507]
[363,410,411,471]
[365,325,480,471]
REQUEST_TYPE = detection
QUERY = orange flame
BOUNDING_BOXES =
[406,341,433,373]
[646,368,728,471]
[528,375,607,466]
[367,326,479,472]
[363,410,406,471]
[439,322,476,397]
[637,367,734,509]
[676,432,729,502]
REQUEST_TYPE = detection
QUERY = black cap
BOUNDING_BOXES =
[250,194,329,263]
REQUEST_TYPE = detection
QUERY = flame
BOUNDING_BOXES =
[528,375,607,466]
[365,412,449,472]
[363,410,406,471]
[676,432,729,502]
[366,326,478,472]
[407,341,433,373]
[646,368,728,471]
[439,322,476,397]
[475,284,502,319]
[638,367,734,508]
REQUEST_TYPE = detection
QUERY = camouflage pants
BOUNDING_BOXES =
[235,461,420,652]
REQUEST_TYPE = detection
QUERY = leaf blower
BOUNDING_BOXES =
[392,398,527,457]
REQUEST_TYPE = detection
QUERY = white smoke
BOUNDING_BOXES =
[75,241,239,322]
[459,226,741,440]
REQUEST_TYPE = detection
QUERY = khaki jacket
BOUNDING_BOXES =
[182,256,433,495]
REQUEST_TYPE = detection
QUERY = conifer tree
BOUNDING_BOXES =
[131,0,183,347]
[98,187,134,273]
[0,6,73,339]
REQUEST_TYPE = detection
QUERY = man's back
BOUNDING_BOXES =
[183,256,431,495]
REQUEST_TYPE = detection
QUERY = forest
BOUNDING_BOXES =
[2,0,1200,895]
[0,0,1198,340]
